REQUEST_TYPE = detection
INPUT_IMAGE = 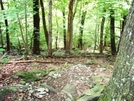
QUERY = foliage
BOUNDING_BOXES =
[28,69,47,76]
[16,68,51,82]
[0,58,9,63]
[52,50,65,56]
[0,86,18,99]
[0,48,5,55]
[0,48,9,64]
[16,71,40,82]
[0,0,131,55]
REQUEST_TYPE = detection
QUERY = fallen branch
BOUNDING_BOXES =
[0,52,8,60]
[3,60,72,65]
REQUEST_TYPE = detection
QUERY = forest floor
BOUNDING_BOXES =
[0,53,115,101]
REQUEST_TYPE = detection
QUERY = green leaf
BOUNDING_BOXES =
[0,58,9,63]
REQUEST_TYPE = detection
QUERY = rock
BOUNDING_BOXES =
[32,87,49,98]
[20,81,26,85]
[36,88,49,92]
[62,83,77,95]
[41,83,57,93]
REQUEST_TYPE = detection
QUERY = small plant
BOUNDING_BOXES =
[16,71,40,82]
[0,58,9,63]
[16,69,48,82]
[29,69,47,76]
[0,66,3,68]
[0,86,18,99]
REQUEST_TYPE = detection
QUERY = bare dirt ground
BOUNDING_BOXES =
[0,55,115,101]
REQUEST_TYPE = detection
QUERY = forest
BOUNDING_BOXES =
[0,0,134,101]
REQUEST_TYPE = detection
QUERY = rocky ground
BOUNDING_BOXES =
[0,55,115,101]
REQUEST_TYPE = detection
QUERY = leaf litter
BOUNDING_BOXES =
[0,55,114,101]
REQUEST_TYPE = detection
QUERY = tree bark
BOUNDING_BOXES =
[48,0,52,56]
[0,23,3,47]
[33,0,40,55]
[117,15,127,52]
[66,0,75,54]
[110,9,116,55]
[78,10,87,49]
[0,0,10,52]
[99,10,106,54]
[99,1,134,100]
[40,0,49,47]
[62,8,66,50]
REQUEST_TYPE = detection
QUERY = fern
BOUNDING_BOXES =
[16,71,40,82]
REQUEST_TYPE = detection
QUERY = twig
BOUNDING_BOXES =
[0,52,8,60]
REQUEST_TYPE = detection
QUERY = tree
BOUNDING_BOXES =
[99,0,134,100]
[78,9,87,49]
[40,0,48,47]
[62,7,66,50]
[66,0,75,54]
[99,9,106,54]
[0,0,10,52]
[0,23,3,47]
[110,8,116,55]
[33,0,40,54]
[48,0,52,56]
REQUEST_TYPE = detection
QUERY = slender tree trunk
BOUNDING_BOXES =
[24,0,28,56]
[99,10,106,54]
[14,0,28,57]
[110,9,116,55]
[0,0,10,52]
[78,11,87,49]
[55,36,58,49]
[73,0,78,19]
[94,23,99,52]
[0,23,3,47]
[62,8,66,50]
[66,0,75,54]
[40,0,49,47]
[99,1,134,100]
[55,10,59,50]
[117,15,127,52]
[33,0,40,54]
[48,0,52,56]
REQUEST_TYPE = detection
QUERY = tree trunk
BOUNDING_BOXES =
[99,10,106,54]
[0,0,10,52]
[24,0,29,56]
[78,10,87,49]
[99,1,134,100]
[33,0,40,55]
[66,0,75,54]
[117,15,127,52]
[62,8,66,50]
[110,9,116,55]
[40,0,49,47]
[48,0,52,56]
[0,23,3,47]
[94,21,99,52]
